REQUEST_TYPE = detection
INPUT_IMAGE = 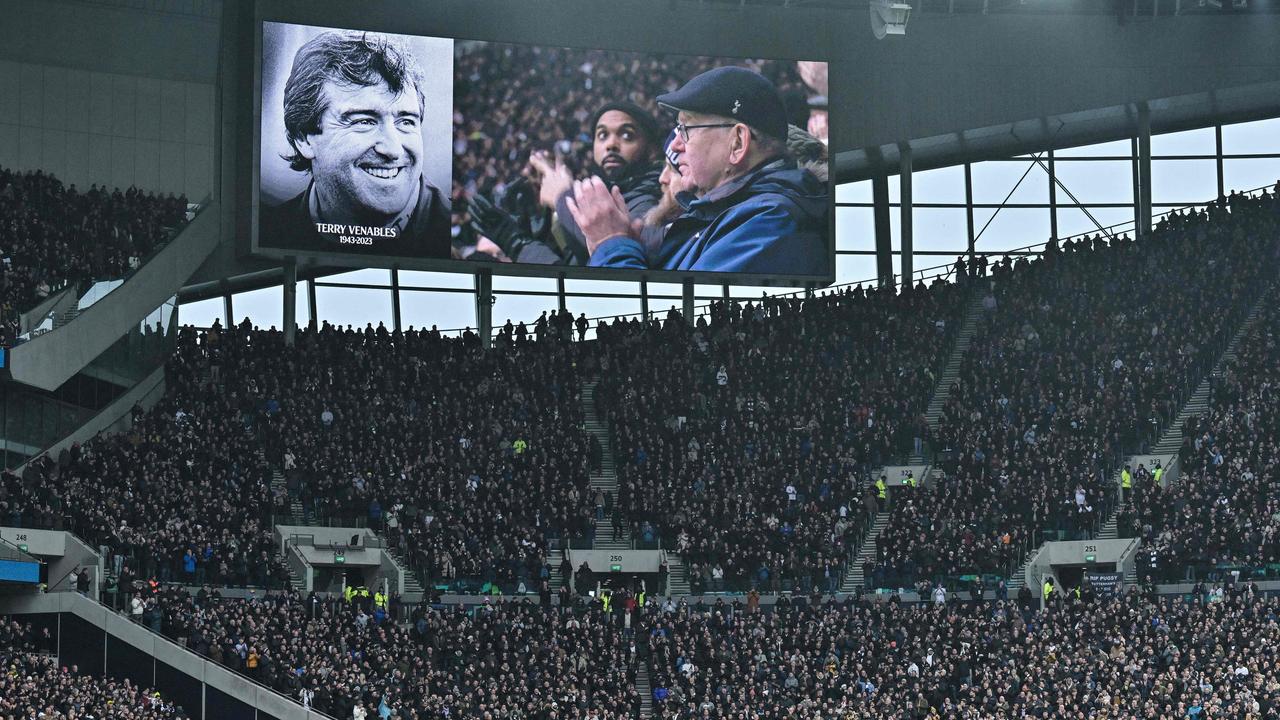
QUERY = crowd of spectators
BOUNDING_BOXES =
[1,616,189,719]
[152,587,638,719]
[648,586,1280,718]
[2,324,287,592]
[596,283,963,593]
[0,317,599,596]
[870,185,1280,590]
[452,43,818,201]
[0,166,189,345]
[1125,283,1280,582]
[265,320,596,594]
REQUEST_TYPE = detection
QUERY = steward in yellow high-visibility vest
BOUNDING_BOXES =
[1042,579,1054,601]
[374,591,387,609]
[875,477,888,500]
[1153,464,1164,486]
[343,585,355,603]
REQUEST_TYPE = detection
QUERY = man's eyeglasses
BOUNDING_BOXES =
[675,122,736,143]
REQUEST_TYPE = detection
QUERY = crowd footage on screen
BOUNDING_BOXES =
[451,43,831,275]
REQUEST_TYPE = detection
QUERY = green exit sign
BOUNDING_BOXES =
[334,554,345,564]
[1084,554,1096,563]
[610,564,622,572]
[17,544,27,553]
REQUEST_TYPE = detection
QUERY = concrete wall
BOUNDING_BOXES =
[0,60,215,199]
[294,545,379,567]
[273,525,377,554]
[17,364,165,475]
[6,203,220,391]
[0,592,331,720]
[19,287,75,336]
[879,464,929,488]
[0,0,218,196]
[567,549,663,574]
[377,550,404,596]
[1040,538,1137,566]
[0,527,67,556]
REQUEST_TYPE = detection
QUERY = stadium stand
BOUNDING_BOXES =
[3,0,1280,716]
[1125,283,1280,583]
[646,587,1280,718]
[1,188,1277,716]
[1,319,597,596]
[596,283,963,593]
[150,588,638,718]
[0,167,189,346]
[870,188,1280,591]
[1,617,189,718]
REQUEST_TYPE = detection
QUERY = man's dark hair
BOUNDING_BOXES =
[281,32,425,173]
[590,101,661,149]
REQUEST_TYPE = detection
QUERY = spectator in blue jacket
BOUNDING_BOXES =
[570,66,829,276]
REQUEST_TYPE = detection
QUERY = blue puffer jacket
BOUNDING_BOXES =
[588,157,829,275]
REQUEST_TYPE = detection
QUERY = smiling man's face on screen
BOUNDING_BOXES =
[295,79,424,225]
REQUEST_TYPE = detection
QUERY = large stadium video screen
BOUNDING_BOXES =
[256,20,832,281]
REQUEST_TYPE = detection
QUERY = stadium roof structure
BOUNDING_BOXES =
[2,0,1277,295]
[687,0,1280,15]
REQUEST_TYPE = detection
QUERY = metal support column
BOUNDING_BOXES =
[282,258,297,346]
[474,271,493,349]
[899,144,913,289]
[557,275,567,312]
[682,279,694,325]
[1131,137,1142,237]
[1048,149,1059,240]
[964,162,976,266]
[872,171,893,287]
[306,278,318,330]
[1215,124,1225,200]
[1136,103,1152,238]
[222,287,233,328]
[640,279,649,320]
[390,268,402,332]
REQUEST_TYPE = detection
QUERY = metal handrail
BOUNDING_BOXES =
[78,592,340,719]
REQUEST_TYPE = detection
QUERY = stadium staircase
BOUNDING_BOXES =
[269,466,306,526]
[1097,282,1274,542]
[910,290,986,465]
[582,376,631,551]
[51,306,81,329]
[384,546,426,598]
[1006,547,1040,594]
[840,511,890,594]
[637,661,654,718]
[665,554,691,596]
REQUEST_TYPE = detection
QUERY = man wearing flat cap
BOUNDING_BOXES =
[567,65,829,275]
